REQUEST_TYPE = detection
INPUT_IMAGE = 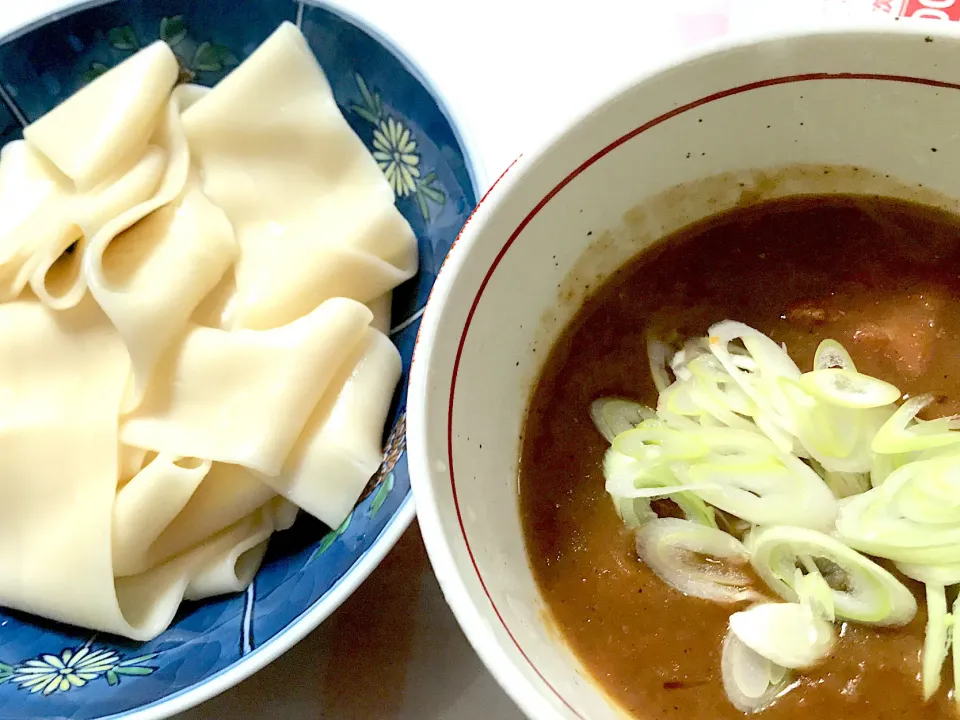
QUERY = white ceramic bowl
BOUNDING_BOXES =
[408,22,960,720]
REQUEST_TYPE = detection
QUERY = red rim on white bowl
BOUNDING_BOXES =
[407,19,960,720]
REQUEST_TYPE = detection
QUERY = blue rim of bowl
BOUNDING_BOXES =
[0,1,484,717]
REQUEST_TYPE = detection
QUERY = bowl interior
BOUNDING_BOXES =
[0,1,477,718]
[410,25,960,720]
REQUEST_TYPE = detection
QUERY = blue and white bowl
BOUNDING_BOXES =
[0,1,479,717]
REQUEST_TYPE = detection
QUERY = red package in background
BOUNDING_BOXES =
[900,0,960,20]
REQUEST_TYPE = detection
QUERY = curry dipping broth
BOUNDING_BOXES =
[519,195,960,719]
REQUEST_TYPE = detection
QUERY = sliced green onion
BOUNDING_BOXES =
[836,459,960,564]
[709,321,802,382]
[716,510,752,539]
[922,584,953,701]
[686,350,729,384]
[870,450,912,488]
[660,382,701,417]
[603,448,645,489]
[788,401,862,471]
[795,567,836,621]
[685,451,838,531]
[703,322,890,469]
[720,630,793,713]
[671,337,710,382]
[872,394,960,454]
[894,465,960,525]
[814,338,857,372]
[896,561,960,586]
[821,470,871,500]
[780,378,888,474]
[669,492,718,529]
[590,397,656,443]
[612,425,708,463]
[647,336,673,393]
[748,526,917,626]
[602,448,672,496]
[798,368,901,409]
[613,496,657,530]
[729,602,835,669]
[598,318,960,706]
[604,449,718,528]
[953,594,960,714]
[706,323,798,449]
[767,661,788,686]
[634,518,756,603]
[689,378,761,432]
[917,442,960,463]
[695,426,779,456]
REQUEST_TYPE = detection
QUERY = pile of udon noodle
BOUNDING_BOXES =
[0,23,416,641]
[596,322,960,712]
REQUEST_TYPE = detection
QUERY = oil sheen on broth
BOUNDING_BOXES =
[519,195,960,719]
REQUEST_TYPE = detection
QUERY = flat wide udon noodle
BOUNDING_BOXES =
[113,459,279,577]
[113,506,281,637]
[117,327,401,537]
[23,41,179,190]
[0,297,281,640]
[121,297,374,475]
[87,180,237,411]
[265,327,401,528]
[182,21,418,331]
[112,454,213,577]
[178,512,274,601]
[78,85,195,323]
[0,140,166,304]
[21,76,193,313]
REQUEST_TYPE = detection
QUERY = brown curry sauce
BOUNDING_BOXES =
[519,196,960,719]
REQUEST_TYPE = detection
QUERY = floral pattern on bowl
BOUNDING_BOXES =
[0,1,478,718]
[1,640,159,696]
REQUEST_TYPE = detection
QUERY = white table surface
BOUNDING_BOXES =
[0,1,905,718]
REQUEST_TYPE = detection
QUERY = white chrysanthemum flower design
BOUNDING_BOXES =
[372,116,421,198]
[10,645,120,695]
